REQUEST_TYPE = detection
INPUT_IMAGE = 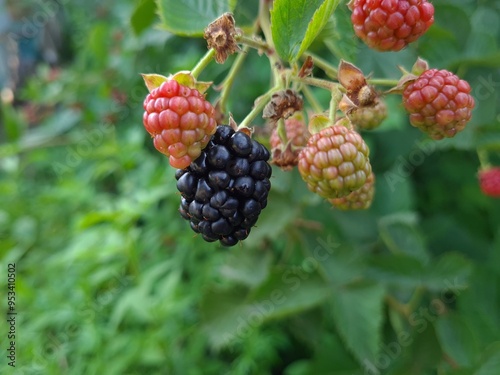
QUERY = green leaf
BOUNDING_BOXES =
[271,0,339,62]
[233,0,259,30]
[201,267,331,348]
[156,0,233,36]
[378,212,430,263]
[367,252,471,292]
[475,343,500,375]
[330,282,385,363]
[131,0,157,35]
[241,189,299,247]
[249,267,331,320]
[219,249,273,287]
[435,313,480,367]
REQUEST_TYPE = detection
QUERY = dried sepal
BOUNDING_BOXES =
[263,89,304,123]
[204,13,240,64]
[338,60,377,107]
[299,56,314,78]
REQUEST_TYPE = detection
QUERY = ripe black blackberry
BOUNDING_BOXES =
[176,125,272,247]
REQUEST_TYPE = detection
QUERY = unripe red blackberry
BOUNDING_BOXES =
[329,172,375,210]
[349,0,435,51]
[298,119,372,199]
[176,125,272,246]
[270,116,310,170]
[402,69,475,140]
[270,117,309,150]
[143,79,217,169]
[478,168,500,198]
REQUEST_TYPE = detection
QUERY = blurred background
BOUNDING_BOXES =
[1,0,499,374]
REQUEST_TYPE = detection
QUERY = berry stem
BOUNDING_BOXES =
[305,51,338,78]
[238,86,280,129]
[276,118,288,145]
[328,86,342,124]
[236,34,271,54]
[385,294,410,318]
[406,286,425,314]
[218,45,250,114]
[191,48,216,79]
[477,149,490,169]
[293,75,340,92]
[368,78,400,87]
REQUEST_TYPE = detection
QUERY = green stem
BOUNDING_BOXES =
[276,118,288,145]
[258,0,273,51]
[328,86,343,124]
[301,85,324,114]
[238,86,280,129]
[219,45,250,114]
[368,78,399,87]
[292,76,340,92]
[258,0,283,86]
[305,51,338,78]
[477,149,490,169]
[191,49,216,79]
[236,34,270,53]
[385,294,410,318]
[406,286,425,314]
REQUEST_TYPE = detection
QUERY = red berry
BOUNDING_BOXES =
[143,79,217,169]
[479,168,500,198]
[270,116,310,170]
[270,117,309,150]
[402,69,475,140]
[298,120,372,199]
[349,0,434,51]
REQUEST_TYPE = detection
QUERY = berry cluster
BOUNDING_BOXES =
[176,125,272,246]
[143,78,217,169]
[139,6,480,247]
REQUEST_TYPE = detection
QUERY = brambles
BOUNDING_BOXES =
[176,125,272,246]
[140,3,477,247]
[142,76,217,169]
[478,167,500,198]
[402,69,475,139]
[349,0,435,51]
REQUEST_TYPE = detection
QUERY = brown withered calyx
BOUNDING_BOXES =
[338,60,377,110]
[263,89,304,123]
[204,13,240,64]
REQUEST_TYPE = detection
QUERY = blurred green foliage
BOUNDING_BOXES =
[1,0,500,374]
